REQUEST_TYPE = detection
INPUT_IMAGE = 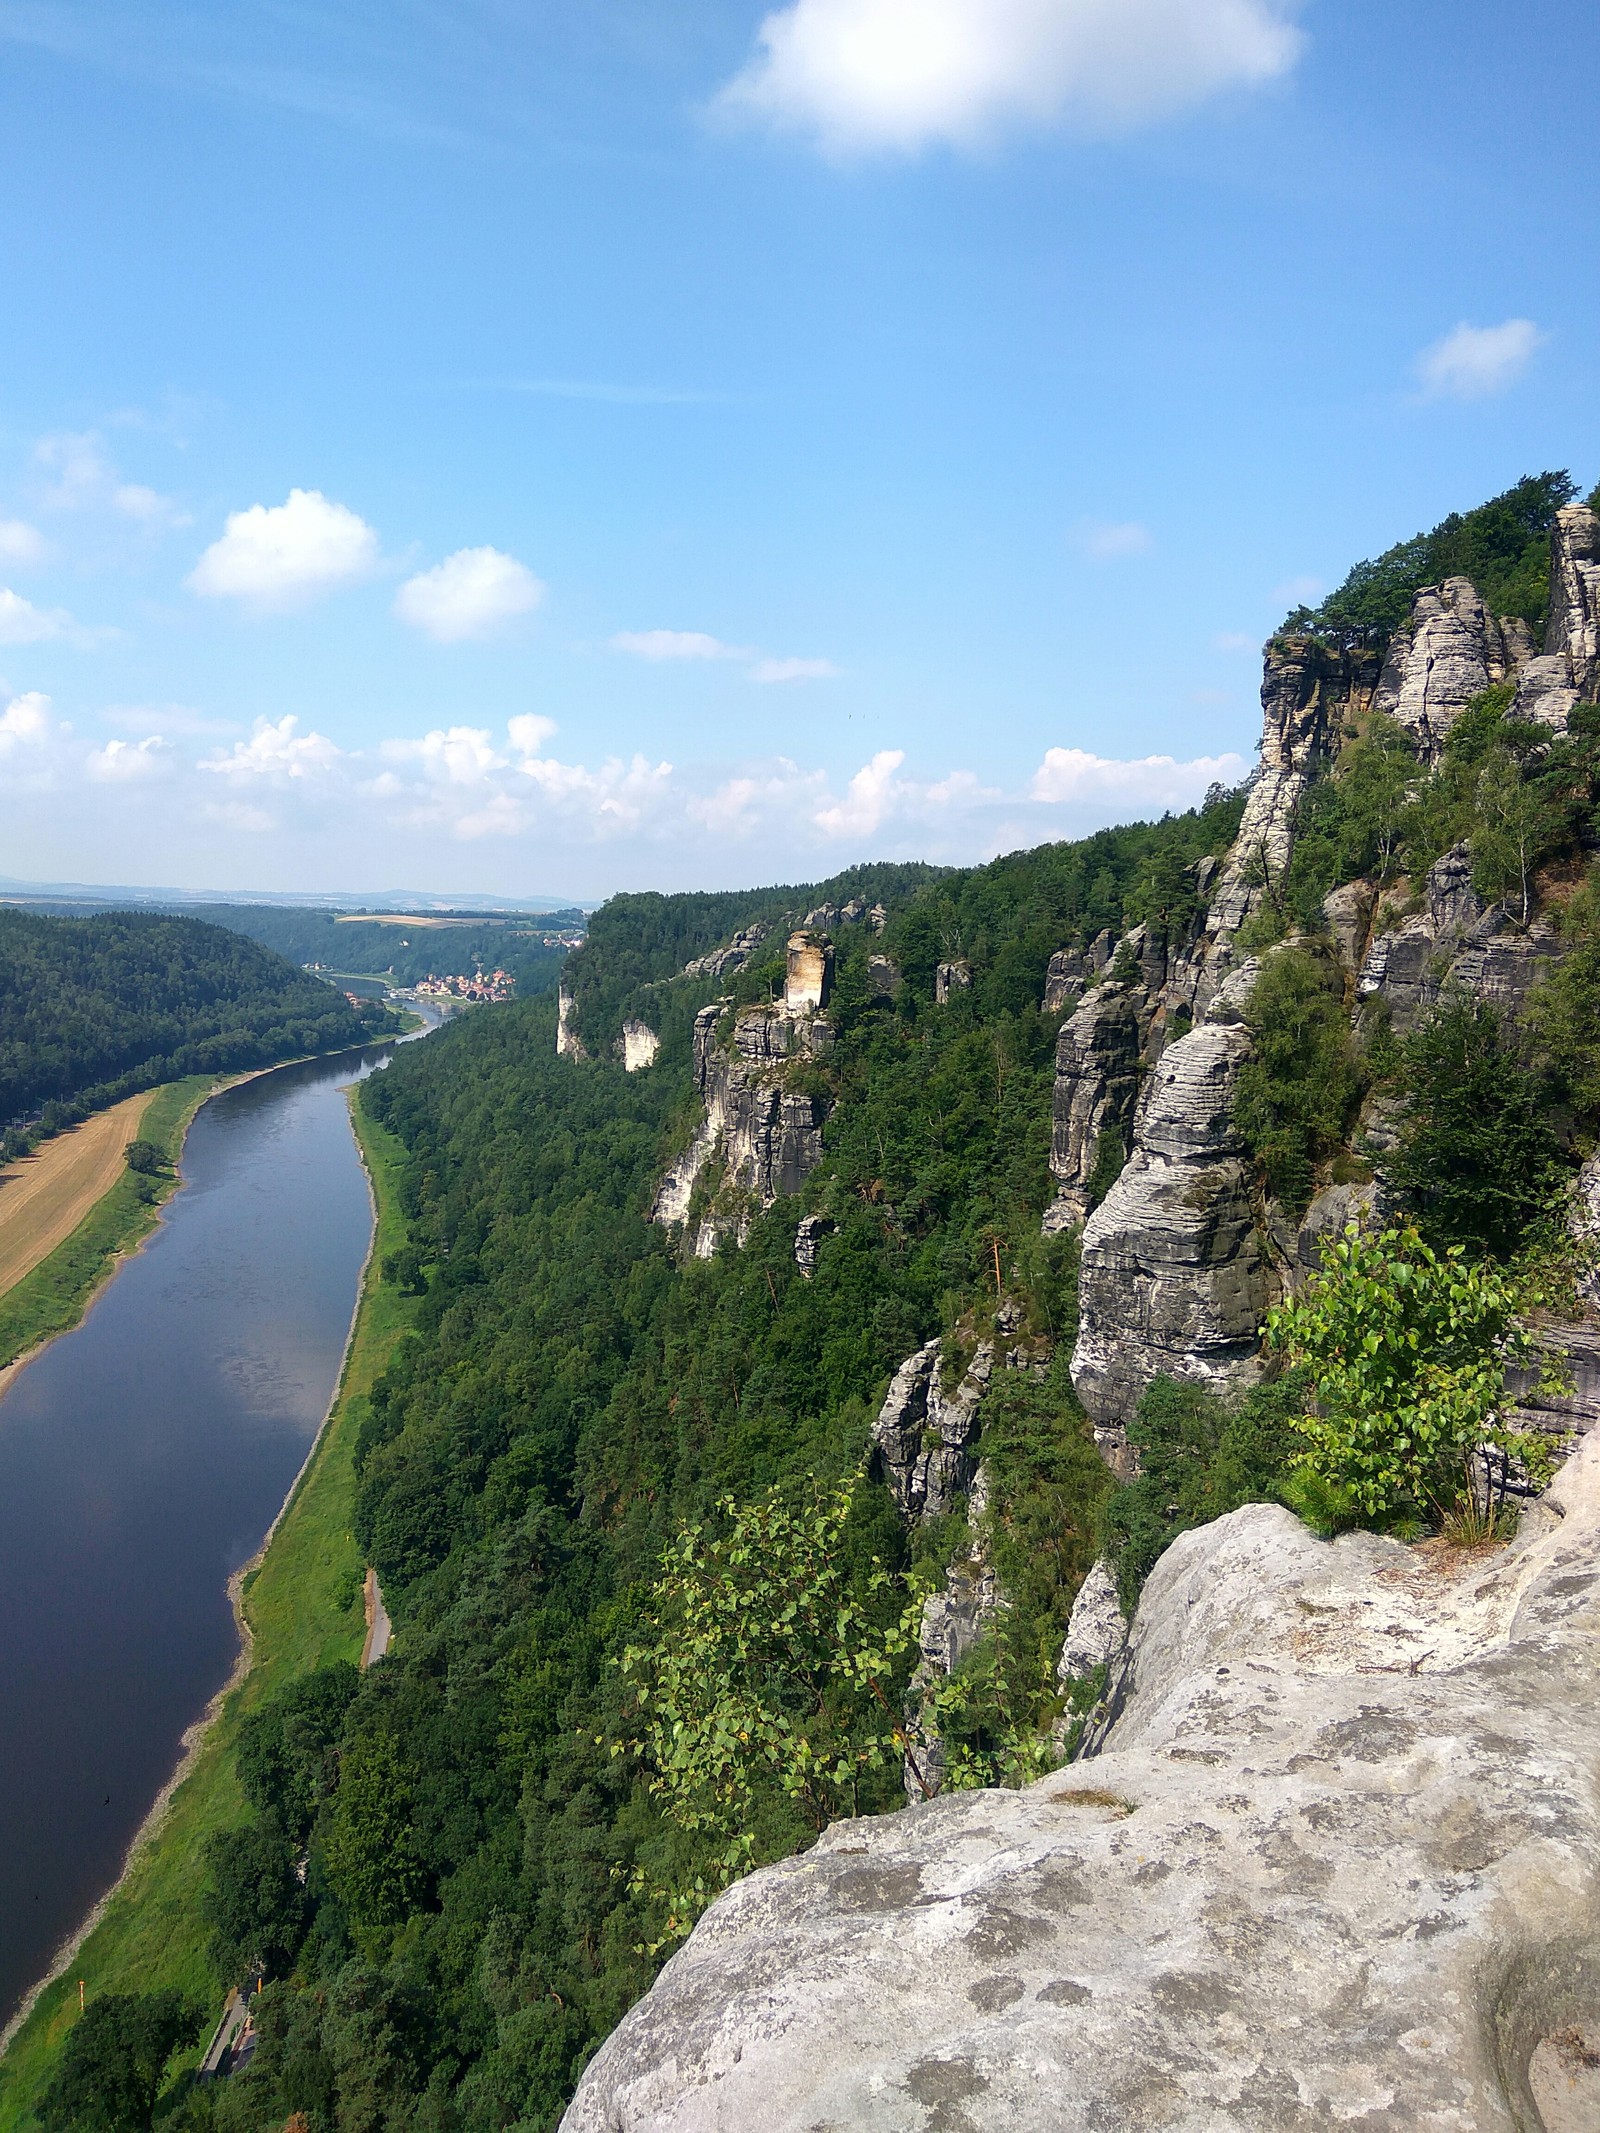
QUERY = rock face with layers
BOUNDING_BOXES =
[1515,502,1600,733]
[1197,635,1377,976]
[1357,843,1564,1035]
[1041,980,1142,1234]
[1374,575,1530,761]
[651,1002,832,1259]
[870,1339,994,1522]
[562,1428,1600,2133]
[1071,1021,1267,1464]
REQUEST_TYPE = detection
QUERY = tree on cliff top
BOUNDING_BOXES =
[1282,471,1577,644]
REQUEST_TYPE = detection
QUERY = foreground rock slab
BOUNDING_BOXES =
[563,1434,1600,2131]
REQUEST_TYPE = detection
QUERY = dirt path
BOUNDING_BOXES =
[0,1092,158,1303]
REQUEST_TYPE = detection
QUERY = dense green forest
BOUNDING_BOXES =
[179,907,585,998]
[0,911,396,1142]
[1282,470,1582,643]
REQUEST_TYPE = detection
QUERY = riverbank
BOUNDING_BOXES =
[0,1096,418,2130]
[0,1073,225,1383]
[0,1090,160,1300]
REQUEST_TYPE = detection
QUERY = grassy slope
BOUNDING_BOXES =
[0,1103,417,2130]
[0,1075,222,1375]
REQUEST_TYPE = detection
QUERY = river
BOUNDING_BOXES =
[0,1041,411,2029]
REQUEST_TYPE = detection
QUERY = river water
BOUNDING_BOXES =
[0,1043,405,2029]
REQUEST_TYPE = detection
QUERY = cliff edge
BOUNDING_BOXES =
[562,1425,1600,2132]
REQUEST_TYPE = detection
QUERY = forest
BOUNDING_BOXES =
[30,470,1600,2133]
[0,910,397,1144]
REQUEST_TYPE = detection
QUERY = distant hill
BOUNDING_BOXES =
[181,903,585,997]
[0,909,398,1138]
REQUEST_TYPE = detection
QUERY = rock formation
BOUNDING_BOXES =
[793,1212,833,1277]
[562,1425,1600,2133]
[651,1002,833,1259]
[784,931,833,1013]
[870,1338,994,1522]
[619,1019,659,1072]
[1041,978,1142,1234]
[555,982,588,1060]
[683,923,770,981]
[1356,844,1564,1035]
[1515,502,1600,732]
[1196,634,1377,979]
[1374,575,1529,761]
[935,959,972,1004]
[1070,1021,1268,1464]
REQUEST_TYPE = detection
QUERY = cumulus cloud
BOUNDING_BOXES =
[188,490,380,610]
[0,691,58,755]
[1414,319,1545,402]
[198,715,344,779]
[613,629,744,661]
[33,431,186,525]
[394,547,546,642]
[0,519,48,566]
[1077,519,1153,560]
[87,735,170,782]
[1029,744,1248,807]
[717,0,1303,152]
[0,588,75,644]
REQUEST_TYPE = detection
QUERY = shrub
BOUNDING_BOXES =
[1266,1223,1557,1525]
[1099,1374,1306,1611]
[1388,996,1567,1259]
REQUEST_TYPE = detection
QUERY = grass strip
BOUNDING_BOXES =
[0,1100,416,2131]
[0,1076,219,1376]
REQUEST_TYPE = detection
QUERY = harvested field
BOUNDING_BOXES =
[0,1092,157,1302]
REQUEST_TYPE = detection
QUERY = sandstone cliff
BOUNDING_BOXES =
[562,1423,1600,2133]
[651,998,832,1259]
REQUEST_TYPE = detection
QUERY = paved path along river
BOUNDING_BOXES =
[0,1042,403,2029]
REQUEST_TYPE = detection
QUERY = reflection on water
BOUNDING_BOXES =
[0,1043,402,2029]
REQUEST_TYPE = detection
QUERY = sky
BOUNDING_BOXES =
[0,0,1595,903]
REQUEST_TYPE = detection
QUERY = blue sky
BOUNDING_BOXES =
[0,0,1595,901]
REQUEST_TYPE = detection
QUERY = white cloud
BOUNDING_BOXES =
[507,713,559,756]
[33,431,186,525]
[1212,630,1255,652]
[1077,519,1153,560]
[0,691,57,754]
[749,655,841,684]
[394,547,545,642]
[613,631,838,682]
[814,748,907,837]
[380,724,506,783]
[613,628,744,661]
[0,587,82,645]
[1029,745,1248,806]
[0,519,48,566]
[87,735,170,782]
[198,714,344,779]
[1414,319,1545,402]
[718,0,1303,152]
[188,489,380,610]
